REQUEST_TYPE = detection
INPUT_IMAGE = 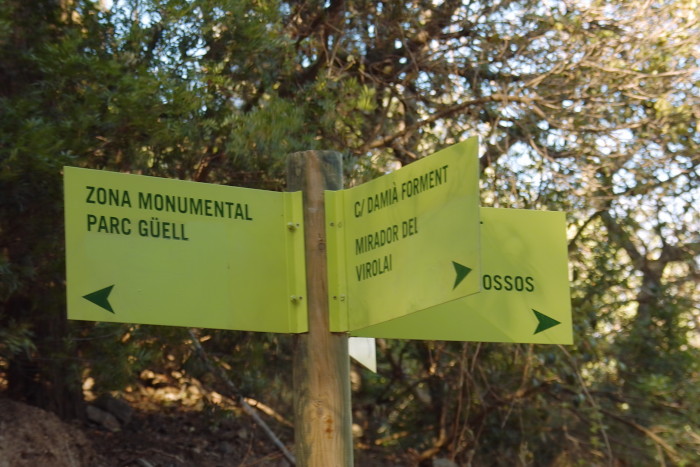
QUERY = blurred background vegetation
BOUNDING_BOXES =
[1,0,699,465]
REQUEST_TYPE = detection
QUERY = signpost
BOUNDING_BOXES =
[64,139,573,467]
[325,137,481,331]
[351,207,573,344]
[287,151,353,467]
[64,167,307,333]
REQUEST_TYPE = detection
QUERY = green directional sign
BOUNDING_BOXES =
[325,138,481,331]
[351,208,572,344]
[64,167,307,333]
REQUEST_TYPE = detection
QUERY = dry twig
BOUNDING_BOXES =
[187,329,296,466]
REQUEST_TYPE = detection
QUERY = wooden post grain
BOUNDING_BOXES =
[287,151,353,467]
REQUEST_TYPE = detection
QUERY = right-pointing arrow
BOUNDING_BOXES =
[452,261,472,290]
[83,285,115,314]
[532,309,560,334]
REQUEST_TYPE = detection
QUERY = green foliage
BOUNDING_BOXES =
[1,0,699,463]
[0,321,34,359]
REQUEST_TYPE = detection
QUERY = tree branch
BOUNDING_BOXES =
[361,94,542,154]
[187,329,296,466]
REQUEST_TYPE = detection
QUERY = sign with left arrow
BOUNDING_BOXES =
[64,167,308,333]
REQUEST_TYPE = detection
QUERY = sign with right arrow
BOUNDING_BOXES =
[350,207,573,344]
[325,138,481,331]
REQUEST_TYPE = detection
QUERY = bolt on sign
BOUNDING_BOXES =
[325,137,482,332]
[350,207,573,344]
[64,167,307,333]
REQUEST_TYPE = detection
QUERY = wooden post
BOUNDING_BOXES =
[287,151,353,467]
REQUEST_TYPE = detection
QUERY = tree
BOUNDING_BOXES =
[1,0,698,464]
[0,0,208,416]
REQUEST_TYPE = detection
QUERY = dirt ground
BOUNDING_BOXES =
[0,369,296,467]
[0,370,409,467]
[0,397,294,467]
[0,372,416,467]
[0,399,412,467]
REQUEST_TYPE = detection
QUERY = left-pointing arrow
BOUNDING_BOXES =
[83,285,115,314]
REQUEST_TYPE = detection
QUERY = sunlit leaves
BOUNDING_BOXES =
[1,0,699,462]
